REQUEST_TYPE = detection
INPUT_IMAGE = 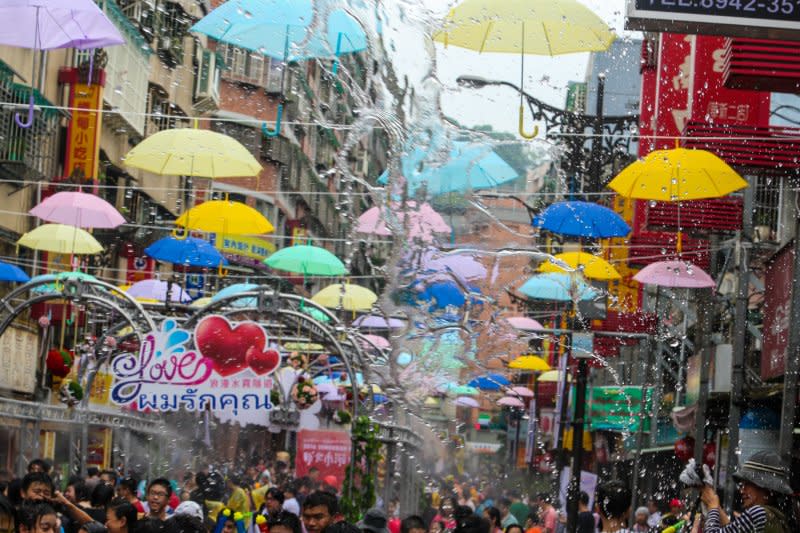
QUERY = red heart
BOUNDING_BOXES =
[246,347,280,375]
[194,316,267,377]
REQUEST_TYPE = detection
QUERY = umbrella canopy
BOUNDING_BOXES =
[264,245,346,276]
[518,273,598,302]
[433,0,615,56]
[468,373,511,391]
[126,279,191,303]
[353,314,406,329]
[0,261,29,283]
[360,334,390,350]
[455,396,479,408]
[378,141,518,195]
[539,252,621,280]
[633,260,715,289]
[175,200,274,236]
[124,129,262,178]
[418,249,487,281]
[30,191,125,229]
[210,283,259,307]
[508,355,551,372]
[312,283,377,312]
[30,271,98,293]
[18,224,102,255]
[301,306,332,323]
[412,280,481,311]
[191,0,367,62]
[356,201,451,242]
[608,147,748,201]
[532,201,630,238]
[497,396,525,408]
[510,386,534,398]
[0,0,124,50]
[438,383,480,396]
[145,236,228,268]
[506,316,543,331]
[538,370,572,383]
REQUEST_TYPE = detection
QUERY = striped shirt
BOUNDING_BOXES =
[704,507,767,533]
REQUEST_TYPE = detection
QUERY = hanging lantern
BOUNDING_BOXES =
[674,436,695,462]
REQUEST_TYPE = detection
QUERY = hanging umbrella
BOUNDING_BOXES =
[145,236,228,268]
[209,283,259,308]
[518,273,598,302]
[301,306,332,323]
[264,245,346,276]
[312,283,377,312]
[175,200,274,236]
[538,370,572,383]
[30,271,99,293]
[506,316,543,331]
[30,191,125,229]
[411,280,481,311]
[0,260,30,283]
[356,201,452,242]
[418,249,487,281]
[633,260,715,289]
[497,396,525,408]
[378,141,518,195]
[532,201,630,238]
[190,297,213,308]
[126,279,191,303]
[353,314,406,329]
[360,334,390,350]
[455,396,479,408]
[510,386,534,398]
[539,252,621,280]
[123,129,262,178]
[438,383,479,396]
[508,355,550,372]
[468,373,511,391]
[18,224,102,255]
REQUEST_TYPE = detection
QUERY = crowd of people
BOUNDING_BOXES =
[0,449,795,533]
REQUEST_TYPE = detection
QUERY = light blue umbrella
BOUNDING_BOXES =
[532,201,631,238]
[378,141,518,195]
[517,272,598,302]
[145,236,228,268]
[211,283,259,307]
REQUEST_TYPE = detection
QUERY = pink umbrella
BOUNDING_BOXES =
[455,396,479,408]
[497,396,525,408]
[30,191,126,229]
[417,248,487,281]
[510,386,534,398]
[633,260,715,288]
[361,334,390,350]
[126,279,192,302]
[506,316,544,331]
[356,201,451,242]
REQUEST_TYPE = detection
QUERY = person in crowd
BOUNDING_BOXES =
[532,495,556,533]
[307,468,320,487]
[357,507,390,533]
[104,499,138,533]
[268,511,302,533]
[52,487,95,533]
[16,501,59,533]
[576,492,595,533]
[645,500,661,530]
[224,476,249,515]
[523,513,542,533]
[20,472,54,502]
[0,489,13,533]
[434,497,458,531]
[282,483,300,516]
[100,471,117,488]
[301,491,341,533]
[146,478,173,520]
[428,521,446,533]
[65,478,91,509]
[162,512,203,533]
[27,460,52,475]
[503,525,524,533]
[259,488,284,520]
[85,469,102,492]
[484,507,502,533]
[453,516,489,533]
[630,507,649,533]
[400,516,427,533]
[117,478,144,514]
[88,483,115,523]
[594,481,631,533]
[700,450,793,533]
[497,499,517,529]
[137,518,165,533]
[507,493,528,527]
[420,493,438,529]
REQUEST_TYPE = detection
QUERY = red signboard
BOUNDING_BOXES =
[295,430,351,489]
[761,244,793,380]
[126,255,154,283]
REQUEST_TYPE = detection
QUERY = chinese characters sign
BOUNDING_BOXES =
[762,244,792,380]
[65,84,103,181]
[295,430,351,488]
[110,316,279,414]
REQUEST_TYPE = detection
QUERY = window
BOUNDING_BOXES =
[217,43,285,91]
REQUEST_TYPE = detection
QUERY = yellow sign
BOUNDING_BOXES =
[601,196,640,314]
[215,234,276,262]
[65,83,103,180]
[89,372,112,405]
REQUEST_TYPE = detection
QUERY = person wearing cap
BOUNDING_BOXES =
[700,450,792,533]
[630,507,649,533]
[357,508,390,533]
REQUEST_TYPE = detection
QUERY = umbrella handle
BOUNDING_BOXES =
[331,32,344,76]
[14,94,35,129]
[261,104,283,137]
[171,226,189,241]
[518,104,538,139]
[218,263,228,278]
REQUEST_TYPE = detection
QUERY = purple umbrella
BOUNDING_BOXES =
[455,397,479,408]
[497,396,525,408]
[353,314,406,329]
[126,279,192,303]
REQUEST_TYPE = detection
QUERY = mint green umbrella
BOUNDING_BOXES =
[264,245,346,276]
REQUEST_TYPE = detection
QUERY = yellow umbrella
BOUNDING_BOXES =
[175,200,274,236]
[607,147,748,202]
[538,370,572,382]
[190,297,213,308]
[508,355,551,372]
[539,252,620,280]
[18,224,103,255]
[123,128,262,178]
[312,283,377,312]
[284,342,325,351]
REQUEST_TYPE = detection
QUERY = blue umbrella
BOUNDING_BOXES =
[468,373,511,392]
[211,283,258,307]
[416,280,481,311]
[532,201,630,238]
[145,236,228,268]
[0,260,30,282]
[518,273,598,302]
[378,141,518,195]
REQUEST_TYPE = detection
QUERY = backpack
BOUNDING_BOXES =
[761,505,788,533]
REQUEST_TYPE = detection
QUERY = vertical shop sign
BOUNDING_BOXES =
[64,83,104,181]
[761,245,792,380]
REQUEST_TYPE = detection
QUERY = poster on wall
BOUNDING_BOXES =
[0,326,39,394]
[295,429,351,489]
[109,316,280,413]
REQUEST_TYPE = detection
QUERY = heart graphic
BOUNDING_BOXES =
[247,347,280,375]
[194,315,268,377]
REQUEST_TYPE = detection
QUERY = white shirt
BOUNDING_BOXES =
[283,497,300,516]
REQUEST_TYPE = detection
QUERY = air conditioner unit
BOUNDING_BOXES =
[194,48,219,108]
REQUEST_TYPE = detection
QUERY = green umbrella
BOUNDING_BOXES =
[30,271,99,293]
[438,383,479,396]
[264,245,346,276]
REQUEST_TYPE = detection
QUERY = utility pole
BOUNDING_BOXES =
[779,212,800,467]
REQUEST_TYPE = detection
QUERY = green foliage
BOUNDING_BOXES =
[340,416,381,522]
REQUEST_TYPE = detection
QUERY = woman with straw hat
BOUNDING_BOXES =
[700,450,793,532]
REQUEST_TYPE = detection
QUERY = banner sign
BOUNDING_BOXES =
[110,316,279,414]
[585,386,653,432]
[762,244,792,379]
[295,430,351,488]
[64,83,103,181]
[214,234,276,262]
[558,467,597,511]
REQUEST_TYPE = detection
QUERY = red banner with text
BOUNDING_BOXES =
[295,430,351,489]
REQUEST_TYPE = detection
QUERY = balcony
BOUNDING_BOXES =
[723,38,800,94]
[0,62,66,185]
[641,197,743,233]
